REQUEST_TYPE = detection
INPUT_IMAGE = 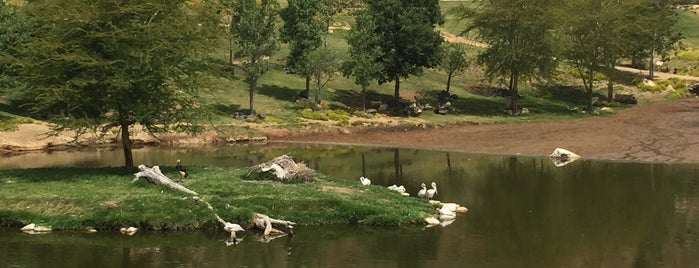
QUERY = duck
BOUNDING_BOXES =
[427,181,438,200]
[359,176,371,186]
[223,222,245,238]
[417,183,427,198]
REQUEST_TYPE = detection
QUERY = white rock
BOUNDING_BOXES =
[20,223,35,231]
[425,217,441,226]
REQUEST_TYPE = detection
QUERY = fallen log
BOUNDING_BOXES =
[132,164,296,239]
[133,165,198,195]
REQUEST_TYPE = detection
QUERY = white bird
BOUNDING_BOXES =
[417,183,427,198]
[387,185,409,196]
[223,222,245,238]
[427,181,438,200]
[359,176,371,185]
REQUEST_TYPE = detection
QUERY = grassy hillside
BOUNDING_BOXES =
[3,1,697,136]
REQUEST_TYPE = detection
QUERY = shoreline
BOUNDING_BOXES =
[3,97,699,164]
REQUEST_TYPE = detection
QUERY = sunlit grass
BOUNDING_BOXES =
[0,167,435,230]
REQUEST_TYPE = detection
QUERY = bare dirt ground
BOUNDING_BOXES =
[273,97,699,163]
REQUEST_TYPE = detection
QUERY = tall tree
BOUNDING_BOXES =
[0,1,32,95]
[231,0,279,114]
[280,0,324,96]
[343,11,382,111]
[360,0,444,113]
[452,0,558,113]
[438,42,470,93]
[634,0,682,80]
[15,0,220,169]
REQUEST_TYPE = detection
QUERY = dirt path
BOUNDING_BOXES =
[273,97,699,163]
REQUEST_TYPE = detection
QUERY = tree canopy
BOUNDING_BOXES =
[231,0,279,114]
[452,0,558,113]
[359,0,444,113]
[14,0,220,168]
[280,0,325,95]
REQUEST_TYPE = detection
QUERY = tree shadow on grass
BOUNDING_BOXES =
[209,103,242,117]
[257,84,300,102]
[0,167,129,182]
[417,88,506,116]
[331,88,396,110]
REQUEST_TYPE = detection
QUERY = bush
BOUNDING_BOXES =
[327,109,350,122]
[299,108,329,121]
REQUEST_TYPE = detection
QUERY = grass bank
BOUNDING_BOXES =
[0,166,435,231]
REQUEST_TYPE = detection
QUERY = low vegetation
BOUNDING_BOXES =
[0,166,435,230]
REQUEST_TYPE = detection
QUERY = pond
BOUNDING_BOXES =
[1,143,699,267]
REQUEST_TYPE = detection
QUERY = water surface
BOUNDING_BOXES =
[1,143,698,267]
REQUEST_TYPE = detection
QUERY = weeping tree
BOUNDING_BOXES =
[15,0,220,169]
[452,0,558,113]
[231,0,279,114]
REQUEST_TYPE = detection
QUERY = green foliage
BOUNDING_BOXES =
[13,0,222,167]
[637,77,687,93]
[438,42,471,92]
[0,115,32,131]
[299,108,329,121]
[452,0,558,110]
[359,0,444,111]
[231,0,280,113]
[280,0,325,80]
[0,2,32,93]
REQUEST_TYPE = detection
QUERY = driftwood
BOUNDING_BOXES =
[133,163,296,240]
[133,165,198,195]
[249,155,316,182]
[253,213,296,236]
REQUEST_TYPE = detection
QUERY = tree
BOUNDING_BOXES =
[320,0,353,48]
[280,0,324,96]
[231,0,279,114]
[360,0,444,113]
[634,0,682,80]
[307,48,341,105]
[0,2,32,95]
[438,43,470,93]
[15,0,220,169]
[452,0,558,113]
[343,11,382,111]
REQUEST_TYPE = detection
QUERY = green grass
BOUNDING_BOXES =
[0,166,436,230]
[678,10,699,49]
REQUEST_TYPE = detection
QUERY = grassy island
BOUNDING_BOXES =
[0,166,435,231]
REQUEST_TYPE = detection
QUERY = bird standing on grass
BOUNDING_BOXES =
[359,176,371,185]
[176,159,188,180]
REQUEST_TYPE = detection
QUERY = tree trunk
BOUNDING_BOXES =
[228,38,235,76]
[446,72,453,93]
[305,76,310,96]
[649,33,656,81]
[586,70,594,111]
[508,73,519,113]
[607,80,614,102]
[314,74,321,105]
[249,84,255,115]
[361,85,367,111]
[121,123,133,169]
[393,77,400,114]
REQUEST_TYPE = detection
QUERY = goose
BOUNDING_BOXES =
[417,183,427,198]
[359,176,371,185]
[223,222,245,238]
[427,182,438,200]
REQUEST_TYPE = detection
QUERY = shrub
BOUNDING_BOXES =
[299,108,329,121]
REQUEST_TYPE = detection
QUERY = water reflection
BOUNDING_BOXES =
[1,143,699,267]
